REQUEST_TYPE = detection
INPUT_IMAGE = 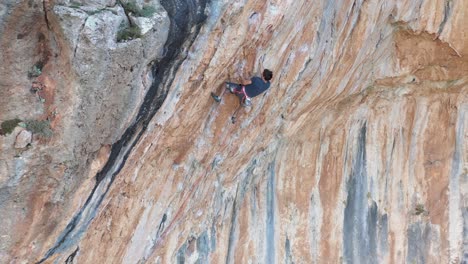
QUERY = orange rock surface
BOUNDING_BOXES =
[0,0,467,263]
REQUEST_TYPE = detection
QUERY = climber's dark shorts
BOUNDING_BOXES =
[226,82,242,91]
[226,82,245,102]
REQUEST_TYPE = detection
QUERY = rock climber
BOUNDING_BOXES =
[211,69,273,123]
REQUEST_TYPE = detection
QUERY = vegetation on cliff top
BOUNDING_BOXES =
[117,1,157,42]
[0,119,53,137]
[121,1,157,17]
[117,22,142,42]
[0,118,22,135]
[23,120,53,138]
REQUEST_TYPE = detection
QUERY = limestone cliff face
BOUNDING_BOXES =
[0,0,467,263]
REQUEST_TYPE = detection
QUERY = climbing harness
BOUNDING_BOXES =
[233,85,252,107]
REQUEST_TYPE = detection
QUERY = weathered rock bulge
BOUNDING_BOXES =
[0,0,169,261]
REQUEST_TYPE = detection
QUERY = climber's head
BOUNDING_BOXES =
[263,69,273,81]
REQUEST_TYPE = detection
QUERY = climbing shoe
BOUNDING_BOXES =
[243,97,252,107]
[211,92,221,102]
[226,83,234,94]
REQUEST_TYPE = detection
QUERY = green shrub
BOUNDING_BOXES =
[122,1,140,15]
[69,1,83,8]
[140,5,156,17]
[121,1,156,17]
[414,204,426,215]
[24,120,53,138]
[117,23,142,42]
[70,4,82,9]
[28,61,44,78]
[86,9,105,15]
[0,119,22,135]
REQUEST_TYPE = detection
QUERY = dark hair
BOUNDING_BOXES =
[263,69,273,81]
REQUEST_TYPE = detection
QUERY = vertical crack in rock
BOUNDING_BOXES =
[367,201,378,258]
[329,0,363,74]
[174,231,210,264]
[196,231,210,263]
[225,160,258,264]
[462,209,468,262]
[210,221,217,251]
[266,161,276,264]
[285,236,294,264]
[117,0,135,26]
[176,243,187,264]
[313,0,363,85]
[449,107,465,262]
[42,0,50,29]
[383,138,396,202]
[156,213,167,238]
[406,222,432,263]
[343,124,378,264]
[249,185,258,223]
[73,17,89,60]
[378,213,389,255]
[64,247,79,264]
[437,0,453,36]
[225,184,240,264]
[36,0,208,262]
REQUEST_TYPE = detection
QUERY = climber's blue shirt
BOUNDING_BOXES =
[244,77,270,98]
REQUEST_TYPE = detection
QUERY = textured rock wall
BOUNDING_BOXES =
[0,0,467,263]
[0,0,169,261]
